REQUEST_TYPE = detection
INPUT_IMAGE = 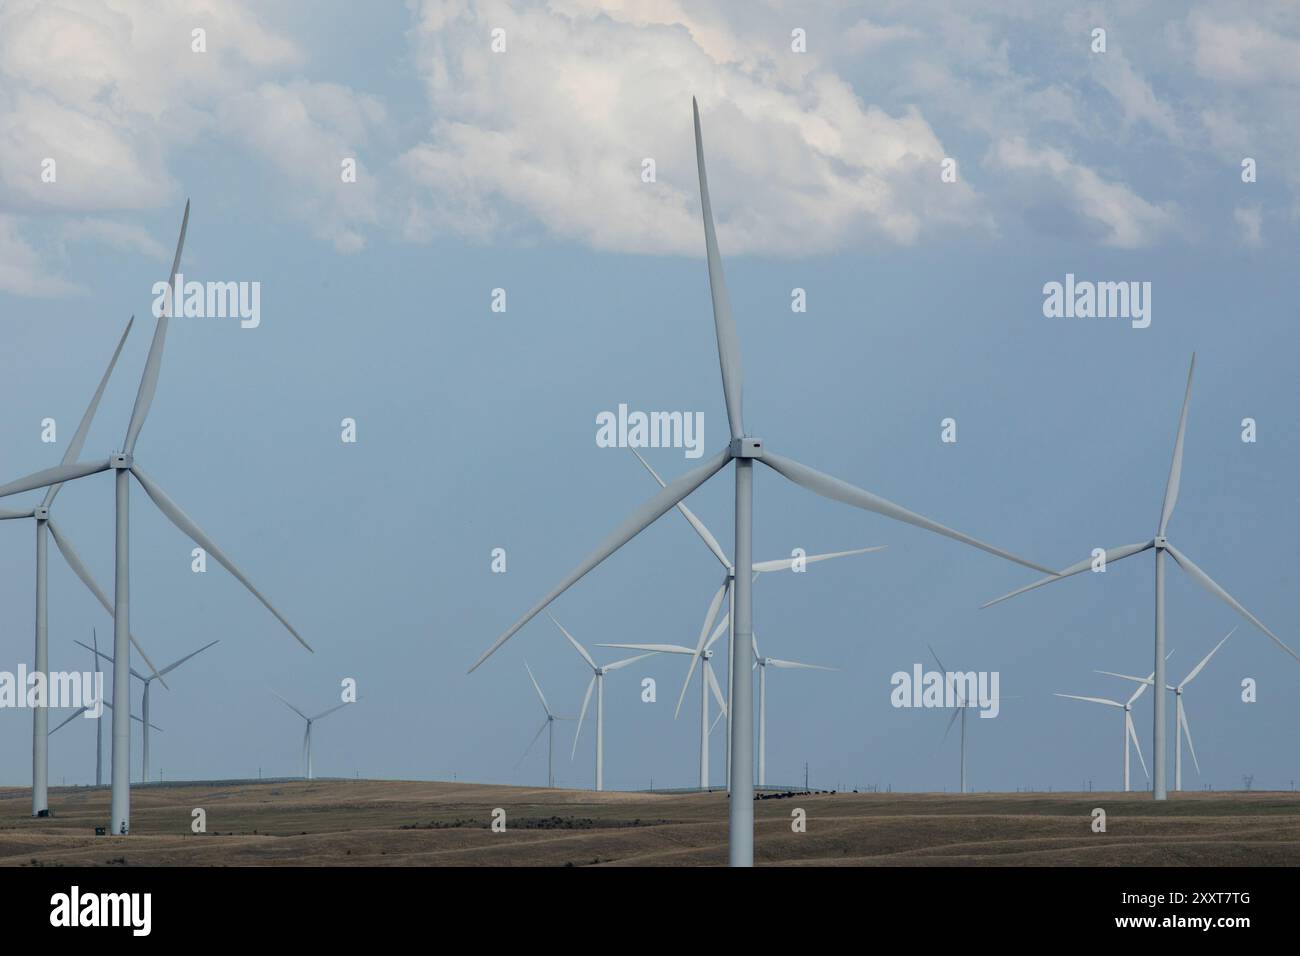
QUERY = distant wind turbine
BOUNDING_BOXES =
[0,201,312,834]
[752,633,835,787]
[272,692,355,780]
[470,100,1053,866]
[0,318,166,815]
[77,638,219,782]
[516,661,573,788]
[631,447,882,788]
[1056,654,1169,792]
[1099,628,1235,791]
[547,612,651,791]
[985,355,1299,799]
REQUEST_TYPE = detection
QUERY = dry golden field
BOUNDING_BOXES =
[3,780,1298,866]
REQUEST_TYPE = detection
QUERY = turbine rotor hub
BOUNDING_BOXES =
[110,453,133,469]
[729,437,763,459]
[33,507,49,520]
[1153,535,1168,550]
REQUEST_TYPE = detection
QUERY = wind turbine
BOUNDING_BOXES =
[632,448,882,788]
[0,201,312,835]
[77,638,219,782]
[752,633,835,787]
[927,645,976,793]
[984,355,1298,800]
[51,699,160,740]
[547,612,652,791]
[0,317,166,815]
[1098,628,1234,791]
[469,99,1055,865]
[272,693,354,780]
[516,661,573,788]
[597,589,731,789]
[1056,656,1168,792]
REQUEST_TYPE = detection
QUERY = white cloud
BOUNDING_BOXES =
[398,0,985,256]
[60,217,169,259]
[989,137,1177,248]
[0,215,82,297]
[1189,9,1300,87]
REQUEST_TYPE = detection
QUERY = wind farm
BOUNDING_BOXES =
[3,96,1297,873]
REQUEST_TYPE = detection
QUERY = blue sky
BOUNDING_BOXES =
[1,1,1298,793]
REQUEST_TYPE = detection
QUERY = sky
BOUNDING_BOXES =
[1,0,1298,794]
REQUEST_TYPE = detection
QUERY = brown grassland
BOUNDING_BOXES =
[2,780,1298,866]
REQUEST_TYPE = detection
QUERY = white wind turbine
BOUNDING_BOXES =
[0,201,312,834]
[0,317,166,815]
[77,638,219,782]
[632,447,882,788]
[1098,628,1235,791]
[1055,653,1169,792]
[547,612,651,791]
[470,99,1054,865]
[597,588,731,790]
[272,693,355,780]
[985,355,1298,799]
[51,699,161,744]
[516,661,574,788]
[751,633,835,787]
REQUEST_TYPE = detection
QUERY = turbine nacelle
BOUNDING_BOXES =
[1153,535,1169,550]
[110,453,133,470]
[729,437,763,459]
[33,506,49,520]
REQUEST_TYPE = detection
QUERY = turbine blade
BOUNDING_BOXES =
[1127,712,1149,779]
[0,459,111,500]
[48,518,167,686]
[1054,693,1124,708]
[752,545,886,573]
[572,676,595,759]
[158,639,219,678]
[271,691,309,721]
[928,643,948,674]
[1095,670,1153,685]
[45,316,134,508]
[524,660,551,716]
[515,719,549,768]
[752,633,759,661]
[0,508,35,519]
[123,200,189,455]
[700,582,728,650]
[1165,544,1300,663]
[71,639,147,683]
[130,464,311,652]
[708,708,725,736]
[604,652,654,671]
[693,97,744,441]
[760,450,1055,574]
[1158,354,1195,536]
[982,541,1153,608]
[674,652,702,721]
[675,585,726,718]
[469,447,731,672]
[548,612,597,670]
[1180,703,1201,774]
[49,707,89,735]
[631,448,730,569]
[312,700,351,721]
[706,662,727,715]
[767,658,836,670]
[597,643,692,654]
[942,705,961,741]
[1180,627,1236,688]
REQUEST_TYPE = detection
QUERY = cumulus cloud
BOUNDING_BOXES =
[989,137,1177,248]
[398,0,984,256]
[0,215,82,297]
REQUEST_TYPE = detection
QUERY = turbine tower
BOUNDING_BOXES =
[547,612,651,791]
[632,447,881,789]
[272,692,354,780]
[752,633,835,787]
[984,355,1298,799]
[0,318,167,815]
[0,201,312,834]
[516,661,573,788]
[1099,628,1234,791]
[78,638,219,782]
[470,100,1055,865]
